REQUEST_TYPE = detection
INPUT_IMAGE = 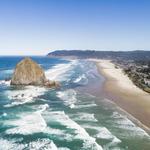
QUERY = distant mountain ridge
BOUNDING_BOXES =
[47,50,150,60]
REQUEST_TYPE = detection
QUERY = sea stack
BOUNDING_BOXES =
[11,57,60,87]
[11,57,46,85]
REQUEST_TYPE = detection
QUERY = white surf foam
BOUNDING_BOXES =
[0,138,64,150]
[28,138,70,150]
[0,80,11,86]
[28,138,58,150]
[12,113,70,139]
[58,148,70,150]
[5,86,47,107]
[46,127,67,137]
[83,125,121,149]
[4,104,72,139]
[0,138,25,150]
[47,111,103,150]
[74,103,97,109]
[73,74,87,83]
[5,104,49,135]
[112,111,149,137]
[45,60,77,81]
[2,112,7,117]
[38,104,49,112]
[57,89,77,108]
[73,113,98,122]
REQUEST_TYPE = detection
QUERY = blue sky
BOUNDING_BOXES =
[0,0,150,55]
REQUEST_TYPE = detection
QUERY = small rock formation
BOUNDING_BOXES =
[11,57,60,88]
[44,80,61,88]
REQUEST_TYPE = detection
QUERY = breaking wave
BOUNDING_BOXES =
[4,86,47,107]
[46,111,103,150]
[28,138,58,150]
[0,138,69,150]
[73,74,88,85]
[111,111,149,137]
[5,104,49,135]
[45,60,77,81]
[56,89,77,108]
[0,138,25,150]
[73,113,98,122]
[0,80,11,86]
[83,125,121,149]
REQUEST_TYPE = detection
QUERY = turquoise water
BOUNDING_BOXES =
[0,57,150,150]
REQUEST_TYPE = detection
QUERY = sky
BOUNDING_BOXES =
[0,0,150,55]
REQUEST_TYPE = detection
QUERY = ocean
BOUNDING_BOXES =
[0,56,150,150]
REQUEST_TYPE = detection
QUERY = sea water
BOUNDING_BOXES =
[0,56,150,150]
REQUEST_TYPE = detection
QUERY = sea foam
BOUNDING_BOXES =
[5,105,48,135]
[0,138,25,150]
[45,60,77,81]
[73,74,88,85]
[112,111,149,137]
[56,89,77,108]
[0,80,11,86]
[0,138,68,150]
[28,138,70,150]
[5,86,47,107]
[28,139,58,150]
[47,111,103,150]
[74,103,97,109]
[73,112,98,122]
[83,125,121,149]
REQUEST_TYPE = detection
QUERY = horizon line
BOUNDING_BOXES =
[0,49,150,56]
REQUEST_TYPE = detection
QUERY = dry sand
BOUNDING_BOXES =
[91,59,150,129]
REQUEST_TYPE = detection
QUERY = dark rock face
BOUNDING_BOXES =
[11,57,46,85]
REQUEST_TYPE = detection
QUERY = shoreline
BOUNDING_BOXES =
[90,59,150,131]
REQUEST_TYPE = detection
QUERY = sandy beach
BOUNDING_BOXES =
[91,59,150,129]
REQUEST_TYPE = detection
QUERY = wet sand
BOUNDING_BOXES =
[91,59,150,130]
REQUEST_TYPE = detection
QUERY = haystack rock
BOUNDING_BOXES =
[11,57,61,87]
